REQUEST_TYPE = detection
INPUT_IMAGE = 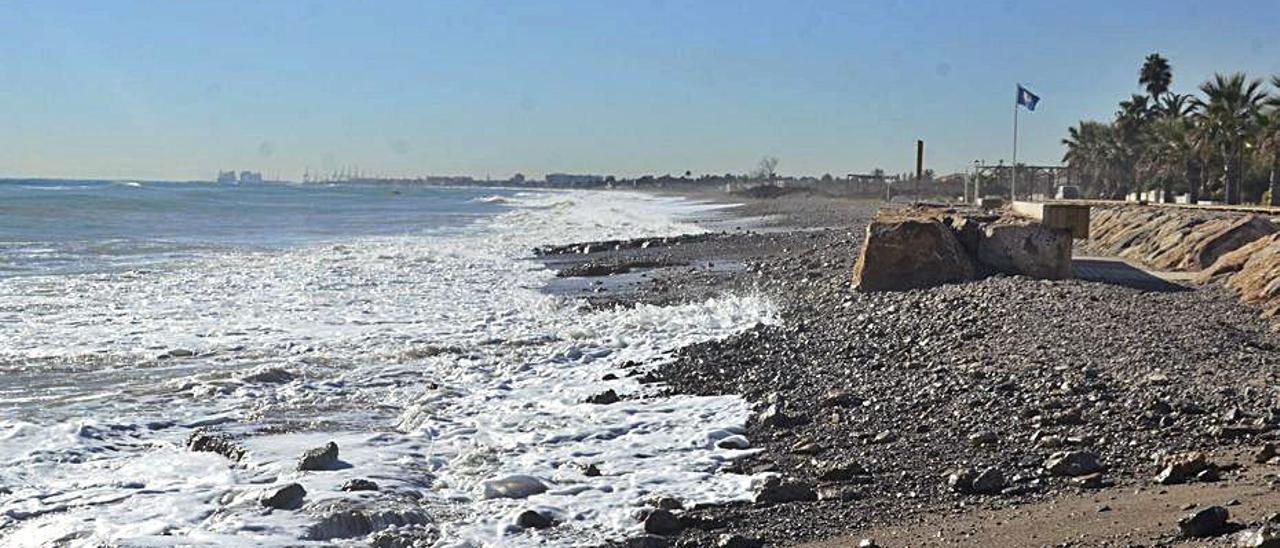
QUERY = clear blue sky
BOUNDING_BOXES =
[2,0,1278,181]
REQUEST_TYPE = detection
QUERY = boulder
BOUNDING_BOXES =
[186,430,245,462]
[298,441,340,471]
[755,478,818,504]
[515,509,554,530]
[976,221,1072,279]
[1153,452,1210,485]
[641,508,682,535]
[1179,505,1230,538]
[340,479,379,492]
[852,218,976,291]
[260,483,306,510]
[305,503,431,540]
[1237,521,1280,547]
[1043,451,1103,477]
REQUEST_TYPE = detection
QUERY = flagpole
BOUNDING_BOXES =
[1012,85,1019,203]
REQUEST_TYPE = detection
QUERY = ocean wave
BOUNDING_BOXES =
[0,190,775,546]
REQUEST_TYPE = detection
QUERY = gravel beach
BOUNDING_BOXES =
[543,190,1280,547]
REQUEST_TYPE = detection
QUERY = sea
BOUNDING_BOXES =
[0,180,777,546]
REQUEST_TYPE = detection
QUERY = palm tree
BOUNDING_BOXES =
[1159,93,1196,117]
[1260,76,1280,206]
[1143,116,1200,203]
[1139,53,1173,102]
[1196,73,1267,204]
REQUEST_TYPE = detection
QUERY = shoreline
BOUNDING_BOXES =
[543,190,1280,547]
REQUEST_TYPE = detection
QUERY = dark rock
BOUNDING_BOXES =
[1256,443,1278,464]
[260,483,306,510]
[624,535,670,548]
[582,463,602,477]
[305,504,431,540]
[186,430,245,462]
[820,390,861,408]
[947,468,977,494]
[815,459,870,482]
[298,441,340,471]
[515,509,554,530]
[1178,505,1230,538]
[240,367,296,384]
[340,479,379,492]
[641,508,682,535]
[755,478,817,504]
[585,389,621,405]
[968,430,998,446]
[971,467,1006,495]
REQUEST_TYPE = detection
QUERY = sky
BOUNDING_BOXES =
[2,0,1279,181]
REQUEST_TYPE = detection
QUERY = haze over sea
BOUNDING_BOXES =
[0,180,775,546]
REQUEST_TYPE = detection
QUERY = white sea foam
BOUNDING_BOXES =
[0,190,775,546]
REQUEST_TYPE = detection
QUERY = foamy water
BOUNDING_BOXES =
[0,188,775,546]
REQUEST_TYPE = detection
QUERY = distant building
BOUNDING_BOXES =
[216,170,265,184]
[545,173,604,187]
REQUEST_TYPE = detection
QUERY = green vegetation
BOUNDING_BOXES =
[1062,54,1280,205]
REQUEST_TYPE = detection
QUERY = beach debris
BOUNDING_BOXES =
[716,534,763,548]
[515,509,555,530]
[817,485,860,501]
[260,483,306,510]
[1178,505,1231,538]
[298,441,340,471]
[482,475,549,499]
[186,430,245,462]
[340,478,378,492]
[790,437,822,454]
[1043,450,1103,477]
[870,430,897,444]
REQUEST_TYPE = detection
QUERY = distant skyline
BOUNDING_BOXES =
[2,0,1279,181]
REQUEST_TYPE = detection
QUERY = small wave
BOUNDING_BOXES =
[471,195,510,204]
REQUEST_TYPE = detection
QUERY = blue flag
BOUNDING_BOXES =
[1017,84,1040,111]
